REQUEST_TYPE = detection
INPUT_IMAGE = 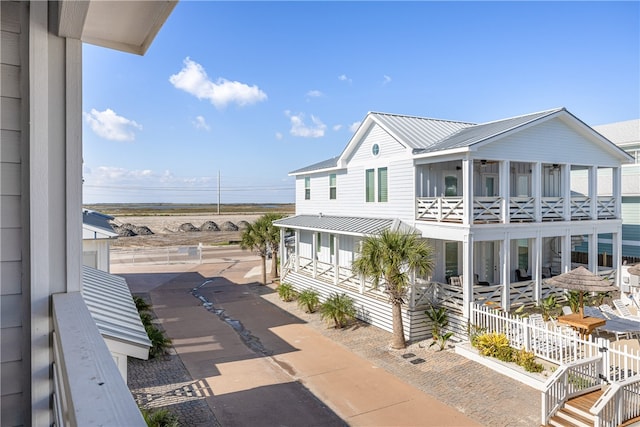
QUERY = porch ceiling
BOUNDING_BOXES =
[274,214,419,236]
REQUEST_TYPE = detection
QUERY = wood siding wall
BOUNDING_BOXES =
[477,117,622,167]
[295,125,416,222]
[1,2,25,425]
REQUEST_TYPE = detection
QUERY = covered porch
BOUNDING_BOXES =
[415,159,619,224]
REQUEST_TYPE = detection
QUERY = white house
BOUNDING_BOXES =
[82,209,118,271]
[275,108,633,340]
[0,1,175,425]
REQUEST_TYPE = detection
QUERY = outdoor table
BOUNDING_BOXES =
[557,313,606,339]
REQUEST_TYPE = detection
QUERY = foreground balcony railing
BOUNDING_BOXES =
[52,292,145,427]
[416,196,617,223]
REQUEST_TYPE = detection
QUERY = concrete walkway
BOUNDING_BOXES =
[116,250,540,426]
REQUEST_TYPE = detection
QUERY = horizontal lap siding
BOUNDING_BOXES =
[284,271,432,341]
[296,125,416,222]
[1,1,24,422]
[477,118,622,167]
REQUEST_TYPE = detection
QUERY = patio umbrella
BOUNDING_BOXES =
[545,266,617,318]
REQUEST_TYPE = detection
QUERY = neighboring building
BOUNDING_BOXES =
[82,209,118,271]
[275,108,633,340]
[0,1,175,425]
[82,210,151,382]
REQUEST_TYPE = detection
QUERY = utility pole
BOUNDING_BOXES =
[217,170,221,215]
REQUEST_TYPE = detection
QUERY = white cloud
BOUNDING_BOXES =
[338,74,352,83]
[383,75,392,85]
[306,90,323,98]
[193,115,211,131]
[285,111,326,138]
[169,57,267,109]
[349,121,361,133]
[83,108,142,141]
[332,124,343,131]
[86,166,214,187]
[275,132,283,140]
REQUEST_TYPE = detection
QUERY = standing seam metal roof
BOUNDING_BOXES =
[273,215,419,235]
[82,266,151,350]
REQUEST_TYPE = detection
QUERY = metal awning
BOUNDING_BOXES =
[82,266,151,359]
[273,215,419,237]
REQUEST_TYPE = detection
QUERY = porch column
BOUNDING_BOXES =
[613,167,622,219]
[279,228,285,275]
[294,230,300,272]
[533,162,542,222]
[500,160,510,223]
[501,234,511,311]
[533,234,542,302]
[563,164,571,221]
[334,235,339,286]
[589,166,597,220]
[462,233,474,318]
[462,157,473,225]
[612,229,622,287]
[562,229,572,273]
[588,228,598,272]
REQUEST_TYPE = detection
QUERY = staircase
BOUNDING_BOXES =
[547,390,602,427]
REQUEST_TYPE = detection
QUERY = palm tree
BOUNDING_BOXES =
[240,216,271,285]
[352,229,434,349]
[262,212,284,279]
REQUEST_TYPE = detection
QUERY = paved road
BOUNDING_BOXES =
[116,246,541,426]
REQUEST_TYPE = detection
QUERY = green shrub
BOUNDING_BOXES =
[145,324,172,358]
[514,348,544,373]
[277,283,297,302]
[139,311,153,328]
[141,407,179,427]
[320,293,356,329]
[134,295,152,313]
[540,295,557,320]
[297,289,320,313]
[426,305,453,351]
[467,324,487,348]
[473,332,513,362]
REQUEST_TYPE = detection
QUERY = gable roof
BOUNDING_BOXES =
[273,214,420,236]
[83,209,118,238]
[290,107,633,175]
[594,119,640,148]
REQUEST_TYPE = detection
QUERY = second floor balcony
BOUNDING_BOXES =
[415,160,620,225]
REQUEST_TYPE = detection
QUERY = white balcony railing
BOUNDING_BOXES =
[416,195,617,223]
[52,292,146,427]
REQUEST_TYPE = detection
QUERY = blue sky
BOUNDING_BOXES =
[82,1,639,204]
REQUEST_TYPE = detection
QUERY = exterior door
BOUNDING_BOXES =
[482,174,498,197]
[444,172,459,197]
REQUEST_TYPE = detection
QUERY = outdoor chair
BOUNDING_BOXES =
[613,299,640,321]
[589,305,639,340]
[515,269,531,282]
[542,267,552,279]
[562,306,573,316]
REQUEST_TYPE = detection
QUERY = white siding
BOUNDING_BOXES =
[296,124,416,222]
[477,117,623,167]
[0,2,24,423]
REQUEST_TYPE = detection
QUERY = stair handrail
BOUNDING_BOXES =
[541,355,603,425]
[591,373,640,427]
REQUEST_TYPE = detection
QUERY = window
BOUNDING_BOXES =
[316,233,322,253]
[517,239,529,270]
[372,144,380,156]
[366,167,388,202]
[378,167,388,202]
[329,174,336,200]
[305,177,311,200]
[445,242,459,277]
[444,175,458,197]
[365,169,375,202]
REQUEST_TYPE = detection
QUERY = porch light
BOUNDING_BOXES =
[480,159,487,166]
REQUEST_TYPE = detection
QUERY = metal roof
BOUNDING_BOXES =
[273,215,419,236]
[82,266,151,354]
[370,112,473,150]
[413,108,564,154]
[83,209,118,238]
[594,119,640,147]
[290,156,340,174]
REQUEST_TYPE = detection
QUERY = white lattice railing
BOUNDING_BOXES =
[509,196,536,222]
[416,197,464,222]
[597,196,616,219]
[541,196,564,221]
[473,196,502,222]
[571,196,592,220]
